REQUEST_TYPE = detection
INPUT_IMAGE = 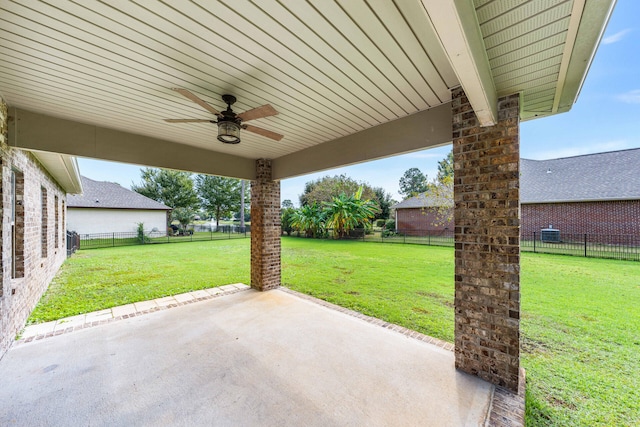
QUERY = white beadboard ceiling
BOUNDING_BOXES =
[0,0,615,181]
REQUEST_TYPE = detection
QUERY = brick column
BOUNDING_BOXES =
[250,159,281,291]
[452,87,520,392]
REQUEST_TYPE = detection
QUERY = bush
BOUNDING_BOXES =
[136,222,150,244]
[382,219,396,237]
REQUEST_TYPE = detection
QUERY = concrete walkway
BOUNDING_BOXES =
[2,286,496,426]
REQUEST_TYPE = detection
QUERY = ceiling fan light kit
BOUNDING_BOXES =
[165,89,283,144]
[217,121,241,144]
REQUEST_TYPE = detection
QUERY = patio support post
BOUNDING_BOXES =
[250,159,281,291]
[452,87,521,392]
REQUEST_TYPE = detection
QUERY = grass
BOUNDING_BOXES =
[28,240,250,322]
[28,238,640,426]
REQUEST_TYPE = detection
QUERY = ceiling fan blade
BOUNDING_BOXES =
[237,104,278,122]
[164,119,213,123]
[171,88,221,116]
[244,124,284,141]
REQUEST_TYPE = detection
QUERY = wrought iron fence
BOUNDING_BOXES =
[75,225,250,250]
[522,232,640,261]
[66,231,79,257]
[285,228,640,261]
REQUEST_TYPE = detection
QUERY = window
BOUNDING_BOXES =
[12,169,25,279]
[41,187,48,258]
[55,195,59,248]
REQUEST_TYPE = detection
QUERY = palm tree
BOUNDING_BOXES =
[324,187,378,238]
[291,203,325,237]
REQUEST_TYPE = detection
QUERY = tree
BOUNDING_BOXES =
[418,150,454,227]
[291,203,325,238]
[132,168,199,210]
[372,187,396,220]
[324,187,379,238]
[171,207,196,233]
[436,149,454,182]
[281,203,296,236]
[299,174,376,207]
[399,168,428,199]
[195,175,245,227]
[426,175,454,226]
[281,199,295,209]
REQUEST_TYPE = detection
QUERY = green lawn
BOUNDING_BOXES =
[29,240,250,320]
[28,238,640,426]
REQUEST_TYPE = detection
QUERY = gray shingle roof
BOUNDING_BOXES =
[520,148,640,203]
[394,148,640,208]
[392,193,453,209]
[67,176,171,210]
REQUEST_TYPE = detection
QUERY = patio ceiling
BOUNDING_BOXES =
[0,0,615,181]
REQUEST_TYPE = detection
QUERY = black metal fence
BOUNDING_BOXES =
[522,231,640,261]
[76,225,250,250]
[66,231,79,257]
[285,228,640,261]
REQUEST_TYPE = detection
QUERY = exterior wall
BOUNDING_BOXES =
[1,96,68,358]
[250,159,280,291]
[522,200,640,239]
[396,207,453,235]
[452,88,521,392]
[68,208,168,235]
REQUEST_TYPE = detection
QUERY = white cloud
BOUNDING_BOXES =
[617,89,640,104]
[602,28,632,45]
[529,140,634,160]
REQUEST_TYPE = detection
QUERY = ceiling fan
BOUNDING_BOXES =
[164,88,284,144]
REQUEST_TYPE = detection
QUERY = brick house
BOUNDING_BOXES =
[394,148,640,243]
[67,176,171,236]
[0,96,82,357]
[392,193,453,236]
[520,149,640,243]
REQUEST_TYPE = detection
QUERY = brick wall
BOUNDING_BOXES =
[522,200,640,239]
[396,207,453,235]
[0,95,68,358]
[250,159,281,291]
[452,88,521,392]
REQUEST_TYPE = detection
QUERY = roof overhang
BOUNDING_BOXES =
[27,149,82,194]
[0,0,616,180]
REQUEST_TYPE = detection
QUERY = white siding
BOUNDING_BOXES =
[67,208,167,235]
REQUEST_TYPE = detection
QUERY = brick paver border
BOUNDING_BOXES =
[16,284,250,345]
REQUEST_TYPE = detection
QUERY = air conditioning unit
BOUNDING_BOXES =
[540,227,560,243]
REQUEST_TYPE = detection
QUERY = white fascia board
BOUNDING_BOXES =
[556,0,617,113]
[421,0,497,126]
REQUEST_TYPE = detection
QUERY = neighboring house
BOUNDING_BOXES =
[520,149,640,242]
[67,176,171,236]
[0,96,83,357]
[394,149,640,242]
[392,194,453,236]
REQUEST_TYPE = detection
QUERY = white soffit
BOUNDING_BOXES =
[474,0,616,121]
[0,0,456,164]
[0,0,615,180]
[29,150,82,194]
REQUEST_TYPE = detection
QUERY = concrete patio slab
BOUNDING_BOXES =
[0,289,493,426]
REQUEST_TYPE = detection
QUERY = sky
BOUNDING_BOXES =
[77,0,639,207]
